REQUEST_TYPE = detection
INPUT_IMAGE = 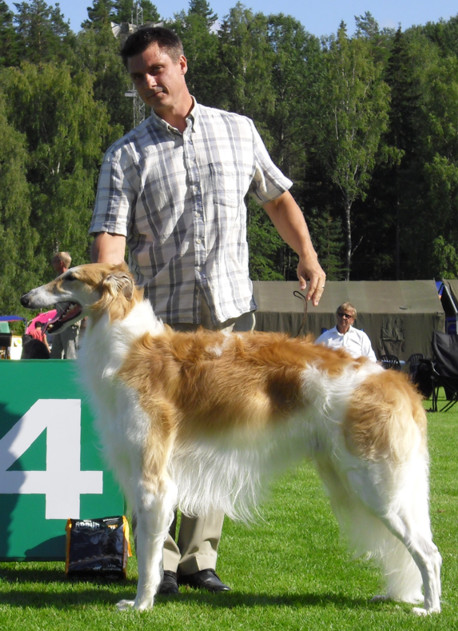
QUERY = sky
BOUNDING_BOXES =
[6,1,458,37]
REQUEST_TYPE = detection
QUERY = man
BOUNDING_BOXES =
[315,302,377,361]
[50,252,79,359]
[90,26,326,596]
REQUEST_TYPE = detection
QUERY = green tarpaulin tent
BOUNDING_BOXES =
[252,280,445,362]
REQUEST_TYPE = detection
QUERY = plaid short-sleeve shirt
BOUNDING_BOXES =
[90,100,292,325]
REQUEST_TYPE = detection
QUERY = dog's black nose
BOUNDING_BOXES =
[20,294,30,307]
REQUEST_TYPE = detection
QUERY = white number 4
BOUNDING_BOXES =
[0,399,103,519]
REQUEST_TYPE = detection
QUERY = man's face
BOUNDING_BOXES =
[127,43,188,116]
[336,308,355,334]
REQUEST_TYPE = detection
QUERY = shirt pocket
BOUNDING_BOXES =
[207,162,246,209]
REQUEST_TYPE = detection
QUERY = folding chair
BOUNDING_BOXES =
[407,353,424,378]
[431,331,458,412]
[407,353,435,399]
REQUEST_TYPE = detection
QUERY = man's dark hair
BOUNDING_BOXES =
[120,26,184,67]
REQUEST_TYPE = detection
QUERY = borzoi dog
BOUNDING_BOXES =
[21,263,441,615]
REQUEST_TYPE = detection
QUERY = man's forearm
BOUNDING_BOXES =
[263,191,317,260]
[263,191,326,305]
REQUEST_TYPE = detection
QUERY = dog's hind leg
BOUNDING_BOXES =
[375,504,442,615]
[344,459,441,615]
[118,477,177,611]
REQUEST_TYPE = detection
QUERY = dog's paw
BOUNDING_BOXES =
[412,605,441,616]
[116,599,135,611]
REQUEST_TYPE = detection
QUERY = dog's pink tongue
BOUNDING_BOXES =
[62,304,82,322]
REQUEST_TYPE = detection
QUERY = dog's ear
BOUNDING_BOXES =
[104,270,135,301]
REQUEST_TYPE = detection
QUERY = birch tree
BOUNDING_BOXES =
[311,23,390,279]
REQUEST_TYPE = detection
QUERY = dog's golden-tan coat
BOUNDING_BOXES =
[21,263,441,615]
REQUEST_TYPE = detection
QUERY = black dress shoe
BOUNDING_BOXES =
[158,570,179,595]
[179,569,231,592]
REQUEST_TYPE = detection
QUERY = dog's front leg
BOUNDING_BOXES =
[118,480,177,611]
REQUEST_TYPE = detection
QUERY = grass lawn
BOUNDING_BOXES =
[0,392,456,630]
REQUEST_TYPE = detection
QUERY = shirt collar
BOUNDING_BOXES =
[149,96,199,134]
[335,325,353,337]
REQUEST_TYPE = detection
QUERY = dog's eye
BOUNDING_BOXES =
[65,273,76,281]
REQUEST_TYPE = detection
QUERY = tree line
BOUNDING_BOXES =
[0,0,457,317]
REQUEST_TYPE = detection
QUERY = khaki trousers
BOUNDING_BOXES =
[163,297,255,575]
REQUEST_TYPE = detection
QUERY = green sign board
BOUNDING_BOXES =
[0,360,124,560]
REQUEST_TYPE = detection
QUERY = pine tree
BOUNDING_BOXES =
[0,1,20,66]
[13,0,74,64]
